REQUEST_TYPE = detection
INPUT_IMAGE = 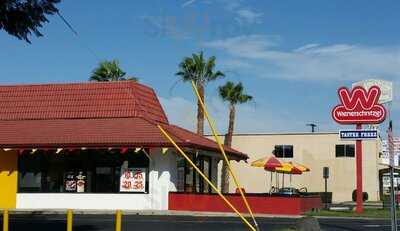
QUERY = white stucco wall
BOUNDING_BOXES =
[16,149,178,210]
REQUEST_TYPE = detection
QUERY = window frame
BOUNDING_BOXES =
[274,145,294,158]
[335,144,355,158]
[17,149,151,194]
[177,154,213,194]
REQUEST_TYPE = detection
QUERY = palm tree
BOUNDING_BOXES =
[90,60,138,82]
[218,81,253,193]
[176,51,225,135]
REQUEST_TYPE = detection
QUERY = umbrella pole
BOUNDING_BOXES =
[276,172,279,188]
[282,173,285,188]
[269,172,272,192]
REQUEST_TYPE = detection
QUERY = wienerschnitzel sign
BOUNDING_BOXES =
[332,86,386,124]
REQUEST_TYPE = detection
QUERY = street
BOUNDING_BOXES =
[0,214,396,231]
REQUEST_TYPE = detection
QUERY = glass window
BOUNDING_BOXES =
[177,156,185,192]
[203,157,211,193]
[274,145,293,158]
[346,144,355,157]
[176,154,212,193]
[18,149,150,193]
[274,145,284,157]
[185,164,194,192]
[336,145,345,157]
[336,144,355,158]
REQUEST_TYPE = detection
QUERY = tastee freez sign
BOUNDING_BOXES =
[332,86,386,124]
[339,130,378,140]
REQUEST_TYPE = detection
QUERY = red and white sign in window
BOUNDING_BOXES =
[120,168,146,192]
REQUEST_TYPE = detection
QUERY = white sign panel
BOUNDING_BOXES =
[380,138,400,167]
[120,168,146,192]
[352,79,393,104]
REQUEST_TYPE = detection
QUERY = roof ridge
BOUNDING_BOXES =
[0,80,153,91]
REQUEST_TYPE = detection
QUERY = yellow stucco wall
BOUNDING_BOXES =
[0,150,18,208]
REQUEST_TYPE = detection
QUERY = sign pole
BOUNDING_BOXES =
[324,177,328,209]
[388,120,397,231]
[390,164,397,231]
[356,123,364,213]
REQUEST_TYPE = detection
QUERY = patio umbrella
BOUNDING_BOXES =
[275,162,303,175]
[275,162,303,188]
[289,161,310,173]
[251,155,283,170]
[251,155,283,190]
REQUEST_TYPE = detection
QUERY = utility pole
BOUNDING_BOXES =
[306,123,317,133]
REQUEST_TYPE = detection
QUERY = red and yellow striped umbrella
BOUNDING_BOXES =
[288,161,310,173]
[275,162,303,175]
[250,155,283,170]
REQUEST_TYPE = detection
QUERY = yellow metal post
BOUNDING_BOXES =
[158,125,256,231]
[3,210,9,231]
[191,81,259,230]
[67,209,73,231]
[115,210,122,231]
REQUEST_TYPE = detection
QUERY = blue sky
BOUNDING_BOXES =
[1,0,400,134]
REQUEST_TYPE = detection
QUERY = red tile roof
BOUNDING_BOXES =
[0,81,168,123]
[0,81,247,160]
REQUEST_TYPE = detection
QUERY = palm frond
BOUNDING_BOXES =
[176,51,224,85]
[218,81,253,105]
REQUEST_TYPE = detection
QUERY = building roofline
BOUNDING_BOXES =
[206,132,341,137]
[0,80,140,87]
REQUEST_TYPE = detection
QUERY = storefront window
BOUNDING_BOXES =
[203,157,210,193]
[176,154,212,193]
[18,149,150,193]
[177,157,185,192]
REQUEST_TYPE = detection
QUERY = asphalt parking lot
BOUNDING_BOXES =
[0,214,397,231]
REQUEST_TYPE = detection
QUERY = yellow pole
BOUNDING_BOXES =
[3,210,9,231]
[191,81,259,230]
[67,209,73,231]
[158,125,256,231]
[115,210,122,231]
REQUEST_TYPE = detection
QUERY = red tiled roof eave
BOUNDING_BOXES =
[0,81,247,160]
[0,118,247,160]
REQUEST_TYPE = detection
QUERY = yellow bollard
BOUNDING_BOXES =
[3,210,9,231]
[67,209,73,231]
[115,210,122,231]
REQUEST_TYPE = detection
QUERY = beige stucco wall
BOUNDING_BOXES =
[221,133,380,203]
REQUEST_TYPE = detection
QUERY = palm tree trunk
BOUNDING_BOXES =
[196,83,205,136]
[225,104,235,147]
[221,104,235,193]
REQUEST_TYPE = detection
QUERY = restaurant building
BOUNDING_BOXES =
[0,81,247,210]
[223,132,385,203]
